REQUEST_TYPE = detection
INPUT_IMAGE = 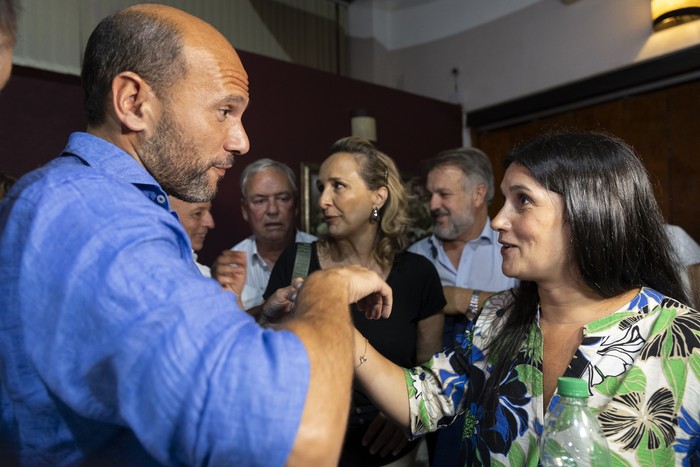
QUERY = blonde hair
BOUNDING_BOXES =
[320,136,410,268]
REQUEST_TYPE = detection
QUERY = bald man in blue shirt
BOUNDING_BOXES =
[0,5,391,466]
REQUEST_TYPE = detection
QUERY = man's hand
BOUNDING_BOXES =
[264,266,392,324]
[328,265,392,319]
[211,250,247,304]
[441,285,471,315]
[362,412,409,458]
[260,278,304,324]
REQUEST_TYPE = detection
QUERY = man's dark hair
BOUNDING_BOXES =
[0,0,19,43]
[81,7,187,125]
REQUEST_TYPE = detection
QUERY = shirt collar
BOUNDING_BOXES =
[428,217,495,256]
[249,237,270,269]
[62,132,169,209]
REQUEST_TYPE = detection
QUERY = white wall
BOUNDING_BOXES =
[349,0,700,112]
[12,0,342,76]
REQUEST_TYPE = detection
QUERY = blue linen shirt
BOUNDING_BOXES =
[0,132,310,466]
[408,220,517,347]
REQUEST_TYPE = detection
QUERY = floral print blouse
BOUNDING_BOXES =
[405,287,700,466]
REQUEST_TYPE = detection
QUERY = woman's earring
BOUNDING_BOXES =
[370,207,380,224]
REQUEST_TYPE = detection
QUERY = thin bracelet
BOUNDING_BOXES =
[356,337,368,369]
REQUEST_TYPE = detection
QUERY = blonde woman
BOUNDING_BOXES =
[264,137,446,466]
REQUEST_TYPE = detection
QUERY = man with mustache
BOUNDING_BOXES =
[0,4,392,465]
[407,147,516,467]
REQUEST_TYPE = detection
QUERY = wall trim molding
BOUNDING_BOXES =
[467,44,700,131]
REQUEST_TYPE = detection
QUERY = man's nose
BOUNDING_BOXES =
[429,194,440,211]
[224,120,250,156]
[266,199,280,214]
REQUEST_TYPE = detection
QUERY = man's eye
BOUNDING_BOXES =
[219,109,231,117]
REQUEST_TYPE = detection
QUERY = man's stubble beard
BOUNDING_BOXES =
[433,208,475,241]
[140,111,218,203]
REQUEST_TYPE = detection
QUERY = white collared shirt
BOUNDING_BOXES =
[232,231,317,309]
[192,251,211,277]
[407,218,516,292]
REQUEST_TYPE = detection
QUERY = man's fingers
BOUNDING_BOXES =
[362,412,387,446]
[381,430,408,457]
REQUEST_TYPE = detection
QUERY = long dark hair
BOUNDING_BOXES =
[484,131,688,407]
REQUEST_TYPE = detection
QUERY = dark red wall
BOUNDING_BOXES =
[0,51,462,265]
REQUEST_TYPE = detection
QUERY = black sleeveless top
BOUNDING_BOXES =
[265,242,446,466]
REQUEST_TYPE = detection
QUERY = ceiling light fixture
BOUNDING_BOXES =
[350,109,377,143]
[652,0,700,31]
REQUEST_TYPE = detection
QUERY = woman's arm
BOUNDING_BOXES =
[360,311,443,457]
[353,329,410,429]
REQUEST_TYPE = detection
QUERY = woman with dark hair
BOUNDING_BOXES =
[351,131,700,465]
[263,136,446,466]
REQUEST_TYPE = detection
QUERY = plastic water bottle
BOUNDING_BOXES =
[539,377,611,467]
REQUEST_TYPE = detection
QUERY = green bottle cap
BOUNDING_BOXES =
[557,377,589,398]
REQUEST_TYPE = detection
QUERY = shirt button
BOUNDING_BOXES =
[156,195,166,204]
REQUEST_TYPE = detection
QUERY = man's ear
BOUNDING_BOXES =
[473,183,488,208]
[240,199,249,223]
[110,71,158,132]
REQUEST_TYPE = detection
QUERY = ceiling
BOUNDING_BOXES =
[346,0,544,50]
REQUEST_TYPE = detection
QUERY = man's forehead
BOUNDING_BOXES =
[182,45,249,90]
[250,170,291,187]
[250,189,293,197]
[431,164,466,177]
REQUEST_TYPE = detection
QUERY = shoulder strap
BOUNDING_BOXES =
[292,242,312,279]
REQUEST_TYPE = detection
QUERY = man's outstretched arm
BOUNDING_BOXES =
[281,266,392,466]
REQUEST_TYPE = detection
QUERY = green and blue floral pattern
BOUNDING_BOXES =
[405,288,700,466]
